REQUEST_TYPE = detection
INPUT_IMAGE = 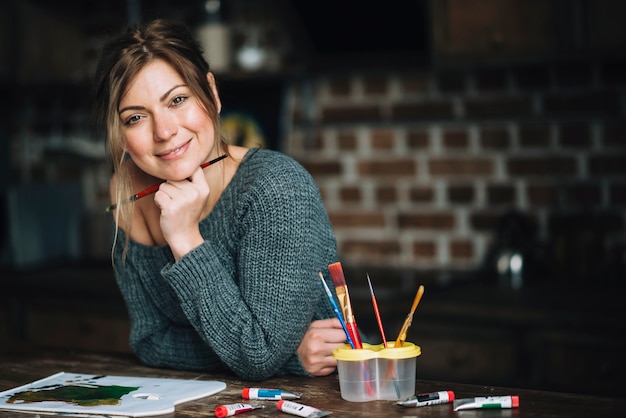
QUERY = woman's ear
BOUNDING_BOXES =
[206,72,222,114]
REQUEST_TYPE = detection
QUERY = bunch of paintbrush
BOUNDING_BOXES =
[318,272,355,348]
[319,262,374,396]
[369,275,425,399]
[328,262,363,349]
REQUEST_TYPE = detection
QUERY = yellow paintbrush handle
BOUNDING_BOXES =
[394,285,424,347]
[394,313,413,347]
[409,285,425,314]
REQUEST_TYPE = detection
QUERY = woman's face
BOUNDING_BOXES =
[118,59,217,181]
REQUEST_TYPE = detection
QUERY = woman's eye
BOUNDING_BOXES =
[125,115,141,125]
[172,95,187,106]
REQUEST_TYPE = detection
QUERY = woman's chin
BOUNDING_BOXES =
[161,164,198,181]
[168,173,194,181]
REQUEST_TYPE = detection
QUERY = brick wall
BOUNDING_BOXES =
[283,59,626,284]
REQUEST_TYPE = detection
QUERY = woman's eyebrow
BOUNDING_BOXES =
[160,84,186,102]
[118,84,187,114]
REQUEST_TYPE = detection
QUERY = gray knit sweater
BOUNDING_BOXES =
[113,148,338,380]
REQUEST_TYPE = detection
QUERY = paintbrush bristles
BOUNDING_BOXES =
[328,262,347,286]
[366,273,375,295]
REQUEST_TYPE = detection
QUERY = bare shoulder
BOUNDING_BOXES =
[224,145,250,171]
[228,145,250,161]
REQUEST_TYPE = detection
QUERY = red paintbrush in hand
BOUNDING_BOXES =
[328,262,362,349]
[105,154,227,213]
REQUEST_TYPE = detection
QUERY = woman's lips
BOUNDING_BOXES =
[157,140,191,161]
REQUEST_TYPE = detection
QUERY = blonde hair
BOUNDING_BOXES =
[93,19,228,261]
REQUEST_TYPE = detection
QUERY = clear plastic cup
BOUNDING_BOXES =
[332,342,421,402]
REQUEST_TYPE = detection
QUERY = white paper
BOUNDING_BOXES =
[0,372,226,417]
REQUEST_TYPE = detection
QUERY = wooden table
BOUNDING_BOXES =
[0,346,624,417]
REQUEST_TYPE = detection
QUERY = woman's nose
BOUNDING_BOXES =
[153,112,177,141]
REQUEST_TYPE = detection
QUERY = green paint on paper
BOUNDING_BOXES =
[8,384,140,407]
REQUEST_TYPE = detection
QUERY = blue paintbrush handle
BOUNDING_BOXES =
[319,274,356,349]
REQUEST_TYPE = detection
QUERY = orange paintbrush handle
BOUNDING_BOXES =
[371,295,387,347]
[367,274,388,347]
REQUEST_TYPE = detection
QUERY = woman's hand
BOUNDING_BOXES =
[297,318,347,376]
[154,166,209,259]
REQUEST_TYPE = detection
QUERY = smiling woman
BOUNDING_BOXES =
[92,18,347,381]
[117,61,220,183]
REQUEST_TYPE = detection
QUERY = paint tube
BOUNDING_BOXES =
[453,395,519,411]
[276,400,332,417]
[214,402,264,417]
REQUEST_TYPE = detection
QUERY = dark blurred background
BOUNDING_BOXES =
[1,0,625,398]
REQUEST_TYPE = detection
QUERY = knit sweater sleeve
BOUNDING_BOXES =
[112,234,227,371]
[117,151,337,380]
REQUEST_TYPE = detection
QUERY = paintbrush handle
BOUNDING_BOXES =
[200,153,227,169]
[367,274,388,347]
[394,285,425,347]
[106,154,228,212]
[319,273,356,349]
[370,295,387,347]
[332,306,356,350]
[394,312,414,347]
[335,288,362,349]
[132,184,160,201]
[345,321,362,349]
[409,285,425,314]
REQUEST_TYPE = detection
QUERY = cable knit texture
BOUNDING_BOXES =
[113,148,338,380]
